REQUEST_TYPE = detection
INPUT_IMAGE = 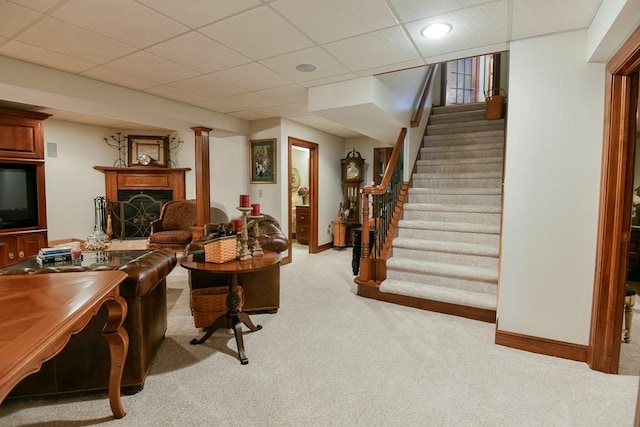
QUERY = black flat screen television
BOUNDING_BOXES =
[0,163,39,230]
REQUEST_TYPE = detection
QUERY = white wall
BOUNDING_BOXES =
[280,119,345,246]
[44,120,122,240]
[209,134,249,222]
[498,30,606,344]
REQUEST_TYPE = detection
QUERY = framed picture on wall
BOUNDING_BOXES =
[128,135,169,167]
[250,138,277,183]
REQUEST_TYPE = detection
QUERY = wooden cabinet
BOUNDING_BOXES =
[296,205,310,245]
[0,107,50,159]
[0,108,50,265]
[0,231,47,267]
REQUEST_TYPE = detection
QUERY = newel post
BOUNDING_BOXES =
[358,192,373,282]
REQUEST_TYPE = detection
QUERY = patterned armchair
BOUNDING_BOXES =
[147,199,196,251]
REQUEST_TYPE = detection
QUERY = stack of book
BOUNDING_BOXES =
[36,247,73,265]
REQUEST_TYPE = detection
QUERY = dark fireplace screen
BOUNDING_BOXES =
[109,190,172,239]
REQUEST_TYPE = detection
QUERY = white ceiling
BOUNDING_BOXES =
[0,0,604,138]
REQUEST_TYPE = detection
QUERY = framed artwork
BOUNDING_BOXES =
[250,138,276,183]
[128,135,169,167]
[291,167,301,192]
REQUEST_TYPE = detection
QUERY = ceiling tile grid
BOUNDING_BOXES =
[0,0,605,137]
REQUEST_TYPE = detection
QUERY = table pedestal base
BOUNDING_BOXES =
[190,311,262,364]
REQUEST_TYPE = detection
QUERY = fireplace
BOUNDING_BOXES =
[94,166,190,239]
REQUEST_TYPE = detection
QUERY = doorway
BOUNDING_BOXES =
[590,26,640,374]
[287,137,319,263]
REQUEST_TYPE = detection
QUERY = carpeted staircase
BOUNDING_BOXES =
[379,102,505,321]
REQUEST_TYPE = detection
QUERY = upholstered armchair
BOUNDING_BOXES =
[147,199,197,251]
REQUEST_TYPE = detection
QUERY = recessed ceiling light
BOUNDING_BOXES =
[296,63,318,72]
[421,23,452,39]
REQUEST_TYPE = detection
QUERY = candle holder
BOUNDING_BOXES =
[237,206,253,261]
[248,215,264,257]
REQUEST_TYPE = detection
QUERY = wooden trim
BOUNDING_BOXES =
[496,330,589,363]
[192,127,212,228]
[590,25,640,374]
[287,138,319,262]
[357,283,496,323]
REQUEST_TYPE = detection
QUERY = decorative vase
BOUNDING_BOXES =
[302,195,308,205]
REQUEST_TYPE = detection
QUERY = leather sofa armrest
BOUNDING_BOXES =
[118,249,177,298]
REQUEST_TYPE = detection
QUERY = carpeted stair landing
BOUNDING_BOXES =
[380,102,504,321]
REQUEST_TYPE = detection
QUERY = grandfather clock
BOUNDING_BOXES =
[341,149,365,246]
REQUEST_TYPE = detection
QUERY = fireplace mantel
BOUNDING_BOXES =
[94,166,191,202]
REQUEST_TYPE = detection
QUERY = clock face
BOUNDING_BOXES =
[138,153,152,166]
[346,161,360,179]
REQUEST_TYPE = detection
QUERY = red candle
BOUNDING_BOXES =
[232,218,243,233]
[239,194,250,207]
[251,203,260,216]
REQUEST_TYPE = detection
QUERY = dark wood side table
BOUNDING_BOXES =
[0,271,129,418]
[180,251,281,364]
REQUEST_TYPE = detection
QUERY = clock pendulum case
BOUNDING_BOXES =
[341,149,365,246]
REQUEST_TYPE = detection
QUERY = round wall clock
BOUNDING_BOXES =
[291,167,301,192]
[138,153,152,166]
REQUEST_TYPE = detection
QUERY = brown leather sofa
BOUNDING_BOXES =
[0,249,177,397]
[186,215,288,313]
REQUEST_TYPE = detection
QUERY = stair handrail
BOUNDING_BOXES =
[411,64,438,128]
[357,63,438,284]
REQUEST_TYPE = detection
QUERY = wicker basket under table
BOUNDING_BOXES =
[191,286,244,328]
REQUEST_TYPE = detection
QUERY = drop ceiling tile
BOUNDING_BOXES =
[1,40,94,73]
[389,0,493,22]
[138,0,260,29]
[147,32,251,74]
[298,72,359,88]
[193,92,277,113]
[272,0,398,44]
[198,6,314,60]
[324,27,421,72]
[228,110,271,121]
[0,0,41,37]
[106,51,200,84]
[144,84,209,104]
[255,84,307,104]
[209,62,291,92]
[52,0,189,48]
[9,0,67,13]
[355,58,426,77]
[254,102,308,118]
[170,75,245,99]
[405,1,508,59]
[511,0,602,40]
[81,66,160,90]
[16,17,136,63]
[259,47,351,82]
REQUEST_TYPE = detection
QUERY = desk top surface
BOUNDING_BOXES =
[180,251,280,274]
[0,270,127,399]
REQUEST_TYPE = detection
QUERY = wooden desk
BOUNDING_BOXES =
[0,271,129,418]
[180,252,281,364]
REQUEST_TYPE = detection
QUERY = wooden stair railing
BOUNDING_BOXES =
[356,63,439,286]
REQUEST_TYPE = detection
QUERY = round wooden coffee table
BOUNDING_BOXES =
[180,251,281,364]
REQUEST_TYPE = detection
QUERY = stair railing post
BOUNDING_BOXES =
[359,192,372,282]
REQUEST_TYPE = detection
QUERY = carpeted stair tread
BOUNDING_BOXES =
[380,278,497,310]
[431,102,486,114]
[398,219,500,234]
[427,119,505,135]
[418,156,504,166]
[413,171,503,179]
[409,187,502,195]
[425,130,504,146]
[421,142,504,153]
[392,237,498,257]
[404,203,501,214]
[429,109,486,124]
[385,257,498,283]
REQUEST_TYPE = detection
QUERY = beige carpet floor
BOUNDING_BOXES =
[1,242,639,426]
